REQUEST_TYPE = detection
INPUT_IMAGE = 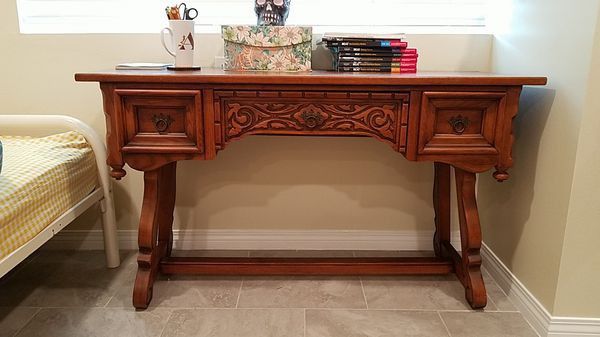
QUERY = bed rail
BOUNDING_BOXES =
[0,115,120,268]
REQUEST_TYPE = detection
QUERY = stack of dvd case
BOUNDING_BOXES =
[322,33,418,73]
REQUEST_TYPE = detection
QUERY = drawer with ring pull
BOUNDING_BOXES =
[417,91,507,156]
[117,89,203,154]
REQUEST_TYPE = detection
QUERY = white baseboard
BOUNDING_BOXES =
[48,229,461,251]
[481,243,600,337]
[481,243,552,336]
[48,229,600,336]
[547,317,600,336]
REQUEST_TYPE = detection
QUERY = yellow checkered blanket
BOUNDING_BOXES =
[0,132,98,260]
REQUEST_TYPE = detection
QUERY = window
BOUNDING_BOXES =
[17,0,490,34]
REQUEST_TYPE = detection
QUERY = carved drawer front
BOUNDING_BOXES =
[214,90,410,152]
[418,92,507,155]
[117,89,203,153]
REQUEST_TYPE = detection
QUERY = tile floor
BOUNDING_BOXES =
[0,250,539,337]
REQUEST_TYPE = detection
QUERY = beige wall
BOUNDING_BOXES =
[0,0,491,233]
[482,0,600,315]
[553,6,600,317]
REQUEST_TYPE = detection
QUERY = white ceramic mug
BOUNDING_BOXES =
[161,20,195,68]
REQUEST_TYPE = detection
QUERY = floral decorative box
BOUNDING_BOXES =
[222,25,312,72]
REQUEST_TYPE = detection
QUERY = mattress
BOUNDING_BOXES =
[0,131,98,260]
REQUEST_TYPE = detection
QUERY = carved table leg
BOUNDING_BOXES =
[454,168,487,309]
[133,162,177,310]
[158,162,177,257]
[433,162,451,258]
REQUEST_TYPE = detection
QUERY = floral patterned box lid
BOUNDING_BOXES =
[222,25,312,72]
[222,25,312,47]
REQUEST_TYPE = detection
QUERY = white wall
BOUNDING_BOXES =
[483,0,600,315]
[553,5,600,317]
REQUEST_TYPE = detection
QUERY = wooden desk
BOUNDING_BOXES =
[75,69,547,310]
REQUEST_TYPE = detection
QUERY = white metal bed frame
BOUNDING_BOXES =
[0,115,120,278]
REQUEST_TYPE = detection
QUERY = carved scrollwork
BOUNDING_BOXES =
[224,101,399,146]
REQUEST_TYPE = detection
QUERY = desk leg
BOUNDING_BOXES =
[433,162,451,258]
[133,162,176,310]
[158,163,177,257]
[454,168,487,309]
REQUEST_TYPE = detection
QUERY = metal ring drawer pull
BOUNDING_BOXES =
[152,114,174,134]
[300,109,324,129]
[448,115,470,135]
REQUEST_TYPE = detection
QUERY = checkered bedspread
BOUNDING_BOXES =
[0,132,98,260]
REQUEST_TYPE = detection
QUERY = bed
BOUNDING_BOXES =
[0,115,120,278]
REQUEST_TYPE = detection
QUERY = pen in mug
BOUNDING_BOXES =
[165,3,197,20]
[165,6,181,20]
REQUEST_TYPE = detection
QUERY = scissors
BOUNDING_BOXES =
[177,3,198,20]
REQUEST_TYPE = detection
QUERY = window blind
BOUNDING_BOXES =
[17,0,489,34]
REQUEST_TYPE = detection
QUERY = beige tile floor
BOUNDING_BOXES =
[0,250,539,337]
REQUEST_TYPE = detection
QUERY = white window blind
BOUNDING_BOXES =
[17,0,489,34]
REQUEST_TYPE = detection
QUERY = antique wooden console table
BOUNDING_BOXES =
[75,69,546,310]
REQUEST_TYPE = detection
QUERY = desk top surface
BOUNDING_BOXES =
[75,69,547,86]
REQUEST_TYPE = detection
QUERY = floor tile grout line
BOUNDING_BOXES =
[522,313,543,337]
[303,308,306,337]
[486,293,499,311]
[157,309,175,337]
[483,267,512,297]
[484,269,521,311]
[101,297,112,308]
[15,305,520,312]
[235,278,244,309]
[10,307,42,337]
[105,264,137,308]
[437,311,453,337]
[102,289,120,308]
[206,307,504,312]
[359,277,369,309]
[494,280,512,298]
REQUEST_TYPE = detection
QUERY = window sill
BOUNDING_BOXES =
[19,25,491,36]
